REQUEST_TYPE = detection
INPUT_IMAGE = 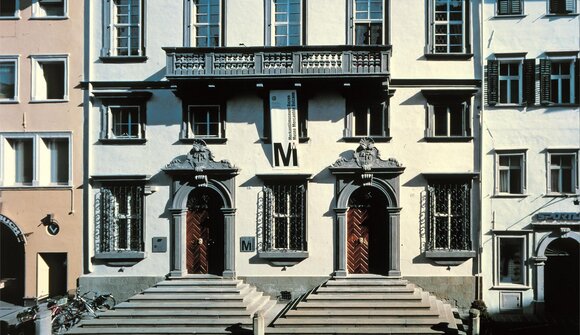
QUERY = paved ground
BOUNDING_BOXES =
[484,314,580,335]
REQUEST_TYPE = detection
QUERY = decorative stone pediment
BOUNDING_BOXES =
[164,140,236,172]
[331,138,403,171]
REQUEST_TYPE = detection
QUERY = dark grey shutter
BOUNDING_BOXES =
[462,102,471,136]
[487,60,499,105]
[550,0,562,13]
[498,0,509,14]
[540,59,552,104]
[575,58,579,104]
[565,0,575,13]
[523,59,536,106]
[510,0,522,14]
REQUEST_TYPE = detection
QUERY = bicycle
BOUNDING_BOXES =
[50,289,116,333]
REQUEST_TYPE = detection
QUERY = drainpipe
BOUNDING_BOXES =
[476,0,485,299]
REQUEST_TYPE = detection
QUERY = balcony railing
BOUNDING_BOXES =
[163,46,390,79]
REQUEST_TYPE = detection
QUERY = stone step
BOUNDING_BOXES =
[114,301,249,310]
[272,316,448,327]
[305,291,423,301]
[68,327,251,334]
[143,286,247,294]
[98,310,253,319]
[154,280,241,287]
[79,318,252,328]
[324,279,409,287]
[296,292,432,309]
[266,326,447,334]
[128,293,250,302]
[284,306,442,317]
[316,285,415,294]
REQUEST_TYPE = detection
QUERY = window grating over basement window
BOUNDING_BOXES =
[427,182,471,251]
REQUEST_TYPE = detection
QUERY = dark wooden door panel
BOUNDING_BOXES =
[347,208,369,274]
[186,210,210,274]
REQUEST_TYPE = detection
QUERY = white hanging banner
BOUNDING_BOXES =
[270,90,299,168]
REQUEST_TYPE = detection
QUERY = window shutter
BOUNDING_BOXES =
[550,0,561,13]
[101,0,112,57]
[427,104,434,137]
[540,58,551,104]
[487,60,499,105]
[462,102,471,136]
[546,154,552,193]
[510,0,522,14]
[494,154,500,194]
[522,154,527,193]
[523,59,536,107]
[575,58,579,104]
[565,0,575,13]
[498,0,509,14]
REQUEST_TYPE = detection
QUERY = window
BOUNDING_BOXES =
[346,98,389,139]
[0,133,71,187]
[95,91,150,143]
[497,236,526,286]
[496,152,526,195]
[0,57,17,102]
[428,103,470,138]
[497,0,523,15]
[265,0,302,46]
[487,58,535,106]
[261,182,306,252]
[95,184,144,253]
[547,151,578,194]
[102,0,144,58]
[189,0,222,47]
[427,182,471,251]
[31,55,67,101]
[32,0,66,18]
[111,106,142,139]
[353,0,383,45]
[428,0,468,55]
[0,0,17,17]
[540,58,577,104]
[181,104,226,140]
[549,0,577,14]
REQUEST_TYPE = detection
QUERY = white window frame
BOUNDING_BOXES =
[0,56,18,103]
[109,105,143,139]
[271,0,302,46]
[352,0,385,45]
[346,99,389,138]
[30,55,68,102]
[186,105,224,139]
[546,150,579,195]
[427,102,470,138]
[187,0,223,47]
[0,132,72,187]
[498,58,523,105]
[31,0,68,18]
[429,0,467,54]
[495,150,526,195]
[102,0,144,58]
[0,0,20,18]
[548,56,576,104]
[494,234,528,288]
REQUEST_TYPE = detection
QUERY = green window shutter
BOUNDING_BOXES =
[540,58,552,104]
[498,0,509,14]
[487,60,499,105]
[523,59,536,106]
[510,0,522,14]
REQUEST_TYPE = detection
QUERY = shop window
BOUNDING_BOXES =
[496,236,526,286]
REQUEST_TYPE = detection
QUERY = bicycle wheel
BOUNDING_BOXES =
[52,313,68,335]
[95,295,116,311]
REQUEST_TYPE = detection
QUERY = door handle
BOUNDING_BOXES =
[358,237,365,244]
[197,238,204,245]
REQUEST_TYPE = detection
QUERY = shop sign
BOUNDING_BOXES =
[0,214,26,243]
[47,222,60,236]
[270,90,299,168]
[534,212,580,221]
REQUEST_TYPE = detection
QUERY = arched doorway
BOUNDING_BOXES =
[347,187,389,275]
[1,217,25,305]
[186,188,225,275]
[544,237,579,317]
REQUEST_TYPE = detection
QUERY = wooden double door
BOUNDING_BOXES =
[186,190,224,275]
[347,188,389,275]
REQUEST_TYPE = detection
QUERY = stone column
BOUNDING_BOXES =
[334,208,348,277]
[222,208,236,278]
[531,256,547,314]
[387,209,401,277]
[169,208,187,277]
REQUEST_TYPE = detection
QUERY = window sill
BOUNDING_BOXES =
[424,53,474,60]
[0,16,20,20]
[342,136,391,143]
[543,193,578,198]
[544,13,579,17]
[493,14,526,19]
[29,99,68,104]
[540,102,580,107]
[99,138,147,145]
[0,185,73,190]
[491,285,532,291]
[257,251,309,266]
[29,16,69,20]
[100,56,148,63]
[425,250,476,266]
[0,100,19,104]
[424,136,473,142]
[260,137,310,144]
[492,194,529,198]
[179,137,227,144]
[93,252,147,265]
[488,103,525,108]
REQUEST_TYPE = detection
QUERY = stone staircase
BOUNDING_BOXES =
[67,275,276,334]
[266,275,466,334]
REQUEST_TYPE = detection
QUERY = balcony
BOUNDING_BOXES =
[163,46,390,82]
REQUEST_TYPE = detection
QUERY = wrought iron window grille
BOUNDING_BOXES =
[427,183,471,251]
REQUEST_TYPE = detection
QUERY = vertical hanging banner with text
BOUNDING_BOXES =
[270,90,299,168]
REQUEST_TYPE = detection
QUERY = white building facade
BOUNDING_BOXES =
[82,0,482,312]
[481,0,580,316]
